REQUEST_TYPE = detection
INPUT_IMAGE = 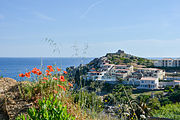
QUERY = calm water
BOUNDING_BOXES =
[0,57,93,81]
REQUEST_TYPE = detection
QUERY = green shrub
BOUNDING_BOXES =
[73,90,103,113]
[16,95,75,120]
[151,103,180,120]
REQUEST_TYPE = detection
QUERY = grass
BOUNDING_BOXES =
[131,89,164,99]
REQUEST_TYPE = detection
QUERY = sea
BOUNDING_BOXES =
[0,57,94,81]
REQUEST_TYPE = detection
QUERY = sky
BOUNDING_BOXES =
[1,0,180,58]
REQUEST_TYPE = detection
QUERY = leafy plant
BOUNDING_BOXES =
[16,95,75,120]
[151,103,180,120]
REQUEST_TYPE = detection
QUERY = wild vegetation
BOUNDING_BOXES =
[105,52,153,67]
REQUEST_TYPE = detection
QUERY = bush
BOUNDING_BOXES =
[73,90,103,113]
[151,103,180,120]
[16,95,75,120]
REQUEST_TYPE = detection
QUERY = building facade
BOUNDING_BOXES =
[137,77,159,89]
[154,58,180,67]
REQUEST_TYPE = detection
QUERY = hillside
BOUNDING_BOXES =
[88,50,154,69]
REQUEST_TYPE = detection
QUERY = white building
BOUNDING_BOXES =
[137,77,159,89]
[87,71,107,81]
[137,68,165,80]
[159,80,180,88]
[154,58,180,67]
[114,65,134,72]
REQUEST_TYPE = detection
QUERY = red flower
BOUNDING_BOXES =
[68,82,73,87]
[57,67,61,71]
[50,67,54,72]
[46,72,51,76]
[60,76,65,82]
[43,77,48,80]
[25,72,30,78]
[42,82,46,84]
[32,69,37,74]
[60,79,65,82]
[19,73,25,77]
[60,76,64,80]
[47,65,52,69]
[57,84,66,91]
[46,70,50,73]
[53,77,58,80]
[37,71,42,75]
[63,71,67,74]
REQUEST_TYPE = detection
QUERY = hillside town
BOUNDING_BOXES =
[87,51,180,90]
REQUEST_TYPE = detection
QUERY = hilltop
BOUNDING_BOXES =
[87,50,153,69]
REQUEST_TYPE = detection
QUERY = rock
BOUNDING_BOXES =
[0,78,34,120]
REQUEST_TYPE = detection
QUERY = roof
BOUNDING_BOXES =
[89,71,101,73]
[137,68,161,71]
[115,69,129,71]
[174,80,180,83]
[162,58,173,60]
[140,77,158,81]
[104,64,114,66]
[115,64,127,66]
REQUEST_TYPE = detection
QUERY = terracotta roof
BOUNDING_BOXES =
[115,69,129,71]
[162,58,173,60]
[137,68,161,71]
[115,64,127,66]
[104,64,114,66]
[140,77,158,81]
[174,80,180,83]
[89,71,101,73]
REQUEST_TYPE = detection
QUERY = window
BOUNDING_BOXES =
[141,81,144,83]
[151,81,154,84]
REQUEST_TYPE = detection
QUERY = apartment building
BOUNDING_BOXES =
[154,58,180,67]
[136,68,165,80]
[137,77,159,89]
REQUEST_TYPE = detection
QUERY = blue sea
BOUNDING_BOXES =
[0,57,93,81]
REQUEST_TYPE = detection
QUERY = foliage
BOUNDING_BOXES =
[168,90,180,103]
[16,95,75,120]
[147,98,161,110]
[151,103,180,120]
[73,90,104,113]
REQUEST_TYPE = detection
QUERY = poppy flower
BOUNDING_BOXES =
[42,82,46,84]
[60,79,65,82]
[43,77,48,80]
[28,71,31,74]
[25,72,30,78]
[57,67,61,71]
[47,65,52,69]
[63,71,67,74]
[53,77,58,80]
[46,72,51,76]
[49,67,54,72]
[46,70,50,73]
[32,69,37,74]
[68,82,73,87]
[37,71,42,75]
[60,76,64,80]
[60,76,65,82]
[57,84,66,91]
[19,73,25,77]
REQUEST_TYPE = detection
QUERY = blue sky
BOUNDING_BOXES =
[0,0,180,57]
